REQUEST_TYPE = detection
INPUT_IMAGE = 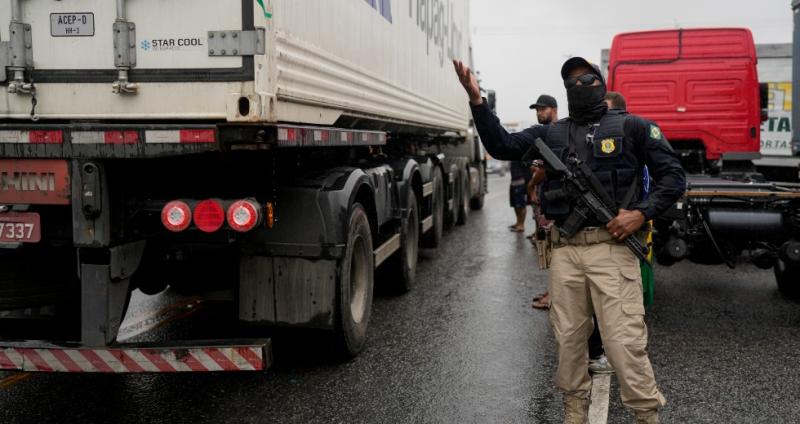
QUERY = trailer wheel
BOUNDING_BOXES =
[457,168,470,225]
[334,203,375,358]
[446,166,460,228]
[422,167,444,248]
[385,189,420,293]
[469,194,485,210]
[774,260,800,298]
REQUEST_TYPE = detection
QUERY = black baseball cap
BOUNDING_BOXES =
[529,94,558,109]
[560,56,605,84]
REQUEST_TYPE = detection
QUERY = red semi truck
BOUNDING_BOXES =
[605,28,800,297]
[607,28,768,173]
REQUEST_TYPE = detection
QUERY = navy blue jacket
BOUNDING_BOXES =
[471,101,686,220]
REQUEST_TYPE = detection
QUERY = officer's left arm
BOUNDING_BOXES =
[628,118,687,219]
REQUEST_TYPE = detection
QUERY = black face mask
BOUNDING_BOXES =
[567,83,608,124]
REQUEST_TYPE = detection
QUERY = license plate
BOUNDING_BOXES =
[0,213,41,243]
[50,13,95,37]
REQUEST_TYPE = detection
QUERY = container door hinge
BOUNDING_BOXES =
[112,0,138,94]
[208,28,265,56]
[1,20,35,95]
[112,21,137,94]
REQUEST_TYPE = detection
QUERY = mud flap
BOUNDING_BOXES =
[80,241,144,346]
[239,256,337,329]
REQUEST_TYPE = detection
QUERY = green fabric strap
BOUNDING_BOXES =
[640,259,654,307]
[257,0,272,18]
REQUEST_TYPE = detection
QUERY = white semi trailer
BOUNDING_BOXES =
[753,43,800,181]
[0,0,487,372]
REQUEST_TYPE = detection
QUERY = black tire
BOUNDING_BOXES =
[388,189,419,293]
[775,259,800,298]
[470,164,486,210]
[457,168,470,225]
[446,166,459,228]
[333,203,375,358]
[422,167,445,248]
[470,194,485,210]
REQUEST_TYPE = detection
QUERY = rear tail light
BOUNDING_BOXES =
[193,199,225,233]
[265,202,275,229]
[161,201,192,232]
[227,199,262,232]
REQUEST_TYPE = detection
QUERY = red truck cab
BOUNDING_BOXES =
[607,28,766,173]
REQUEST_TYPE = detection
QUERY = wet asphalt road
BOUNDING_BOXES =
[2,175,800,423]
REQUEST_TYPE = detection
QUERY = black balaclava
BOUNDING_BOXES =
[561,57,608,125]
[567,82,607,125]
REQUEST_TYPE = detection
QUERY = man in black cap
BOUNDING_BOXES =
[508,94,560,234]
[530,94,559,126]
[453,57,685,424]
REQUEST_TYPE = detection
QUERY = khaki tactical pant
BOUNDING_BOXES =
[548,229,666,412]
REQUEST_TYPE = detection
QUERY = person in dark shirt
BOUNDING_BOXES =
[508,94,559,234]
[454,57,685,424]
[508,160,532,232]
[528,95,558,310]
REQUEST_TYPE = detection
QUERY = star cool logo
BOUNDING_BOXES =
[140,40,151,51]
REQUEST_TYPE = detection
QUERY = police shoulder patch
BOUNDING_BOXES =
[649,124,662,140]
[600,138,616,154]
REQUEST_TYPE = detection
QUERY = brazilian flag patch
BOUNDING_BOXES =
[650,124,662,140]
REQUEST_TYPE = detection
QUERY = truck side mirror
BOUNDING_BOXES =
[487,90,497,113]
[759,83,769,123]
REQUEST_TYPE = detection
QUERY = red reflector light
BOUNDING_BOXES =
[227,200,261,232]
[161,201,192,232]
[193,199,225,233]
[180,129,216,144]
[29,130,63,144]
[105,131,139,144]
[265,202,274,229]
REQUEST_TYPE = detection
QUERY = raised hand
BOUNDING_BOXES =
[452,59,483,105]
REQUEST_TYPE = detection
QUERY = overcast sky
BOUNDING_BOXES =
[469,0,794,124]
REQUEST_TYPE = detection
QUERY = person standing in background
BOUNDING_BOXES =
[604,91,627,111]
[508,160,532,233]
[509,95,558,234]
[527,95,558,308]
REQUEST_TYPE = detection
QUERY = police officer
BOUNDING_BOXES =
[453,57,685,424]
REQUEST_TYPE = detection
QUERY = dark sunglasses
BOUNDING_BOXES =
[564,73,600,89]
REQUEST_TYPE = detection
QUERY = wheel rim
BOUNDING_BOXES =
[349,234,369,324]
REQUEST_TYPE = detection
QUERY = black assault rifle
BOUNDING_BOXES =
[522,138,650,262]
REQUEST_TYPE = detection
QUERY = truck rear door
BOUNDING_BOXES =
[0,0,258,121]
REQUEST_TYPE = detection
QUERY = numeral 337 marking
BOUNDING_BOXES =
[0,222,34,239]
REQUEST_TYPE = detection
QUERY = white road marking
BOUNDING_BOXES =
[589,373,611,424]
